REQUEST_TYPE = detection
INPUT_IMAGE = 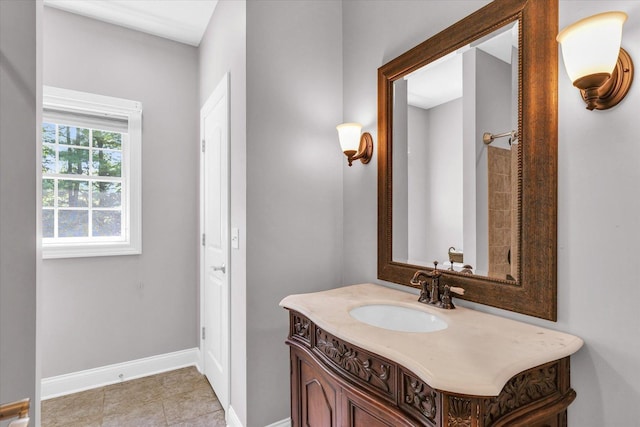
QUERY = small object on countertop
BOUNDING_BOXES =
[448,247,463,264]
[460,264,474,274]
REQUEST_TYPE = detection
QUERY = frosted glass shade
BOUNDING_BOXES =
[557,11,627,85]
[336,123,362,152]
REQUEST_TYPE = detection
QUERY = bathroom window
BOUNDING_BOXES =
[42,87,142,258]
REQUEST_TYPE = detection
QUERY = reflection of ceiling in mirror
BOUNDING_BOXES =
[474,21,518,64]
[405,21,518,110]
[406,54,463,110]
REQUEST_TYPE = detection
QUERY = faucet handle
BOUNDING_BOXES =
[410,270,432,303]
[448,286,465,296]
[440,285,465,309]
[418,281,430,303]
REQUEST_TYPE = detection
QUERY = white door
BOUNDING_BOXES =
[200,73,230,412]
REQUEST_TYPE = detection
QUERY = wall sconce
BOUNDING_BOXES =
[336,123,373,166]
[557,11,634,111]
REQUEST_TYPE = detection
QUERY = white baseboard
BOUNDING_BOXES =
[225,405,290,427]
[264,418,291,427]
[41,347,201,400]
[227,405,243,427]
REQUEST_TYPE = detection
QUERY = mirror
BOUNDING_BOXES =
[392,21,520,281]
[378,0,558,320]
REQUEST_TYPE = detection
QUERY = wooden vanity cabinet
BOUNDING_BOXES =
[291,347,415,427]
[287,311,576,427]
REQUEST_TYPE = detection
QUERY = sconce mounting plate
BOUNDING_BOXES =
[357,132,374,165]
[579,47,634,110]
[346,132,374,166]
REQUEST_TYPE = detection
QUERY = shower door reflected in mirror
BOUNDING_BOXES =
[391,21,520,281]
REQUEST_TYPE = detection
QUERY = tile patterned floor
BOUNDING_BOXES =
[41,367,226,427]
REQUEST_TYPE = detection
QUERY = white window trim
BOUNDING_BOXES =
[42,86,142,259]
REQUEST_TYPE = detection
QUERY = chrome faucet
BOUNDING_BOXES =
[410,261,465,309]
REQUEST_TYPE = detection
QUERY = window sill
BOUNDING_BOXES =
[42,242,141,259]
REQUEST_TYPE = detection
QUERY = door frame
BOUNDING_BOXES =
[199,72,231,412]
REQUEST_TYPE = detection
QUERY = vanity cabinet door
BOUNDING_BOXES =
[341,388,415,427]
[528,416,560,427]
[291,348,339,427]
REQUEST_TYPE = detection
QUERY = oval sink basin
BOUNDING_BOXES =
[349,304,447,333]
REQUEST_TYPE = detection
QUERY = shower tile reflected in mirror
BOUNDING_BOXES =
[487,145,517,280]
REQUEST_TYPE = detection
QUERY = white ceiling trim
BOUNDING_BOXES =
[44,0,218,47]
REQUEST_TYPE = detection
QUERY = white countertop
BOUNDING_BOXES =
[280,283,583,397]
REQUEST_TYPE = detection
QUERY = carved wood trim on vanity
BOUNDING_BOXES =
[315,327,394,400]
[400,369,439,425]
[290,312,311,346]
[287,311,575,427]
[446,396,473,427]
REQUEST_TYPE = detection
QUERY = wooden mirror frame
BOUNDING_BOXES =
[378,0,558,320]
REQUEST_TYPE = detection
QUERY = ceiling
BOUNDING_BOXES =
[406,21,518,110]
[43,0,218,47]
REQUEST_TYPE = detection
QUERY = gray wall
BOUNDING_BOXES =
[406,100,464,266]
[553,3,640,424]
[0,0,39,422]
[342,1,640,426]
[41,8,199,377]
[473,49,512,273]
[198,0,247,423]
[407,105,429,263]
[199,3,343,424]
[392,79,409,262]
[424,99,463,264]
[245,1,343,425]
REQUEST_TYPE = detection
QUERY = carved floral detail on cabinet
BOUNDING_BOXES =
[448,396,472,427]
[315,328,391,393]
[483,364,558,425]
[403,373,437,421]
[292,313,310,343]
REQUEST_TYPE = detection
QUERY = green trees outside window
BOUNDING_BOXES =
[42,123,124,239]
